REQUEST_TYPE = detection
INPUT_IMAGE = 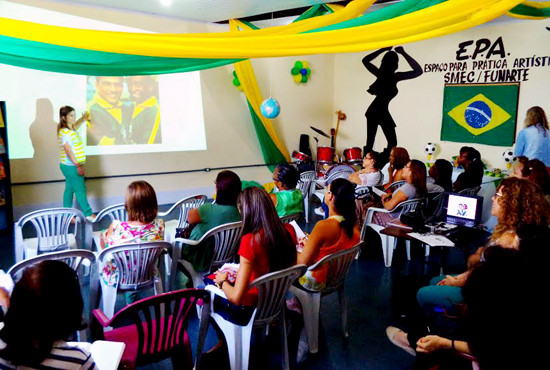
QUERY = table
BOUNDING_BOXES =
[381,226,454,274]
[69,341,125,370]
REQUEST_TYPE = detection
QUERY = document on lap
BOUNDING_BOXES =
[290,220,307,253]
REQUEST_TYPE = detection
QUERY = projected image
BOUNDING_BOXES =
[87,76,161,145]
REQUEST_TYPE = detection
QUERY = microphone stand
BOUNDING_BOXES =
[313,135,319,175]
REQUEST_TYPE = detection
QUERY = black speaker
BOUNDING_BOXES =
[299,134,312,157]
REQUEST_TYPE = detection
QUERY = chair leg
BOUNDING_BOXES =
[280,309,290,370]
[338,284,349,338]
[292,288,321,353]
[100,280,117,319]
[406,240,411,261]
[381,234,395,267]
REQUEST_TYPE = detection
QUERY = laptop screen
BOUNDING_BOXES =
[444,192,483,227]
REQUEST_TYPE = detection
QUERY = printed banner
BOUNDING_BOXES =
[440,83,519,146]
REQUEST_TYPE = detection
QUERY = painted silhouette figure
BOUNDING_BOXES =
[362,46,423,165]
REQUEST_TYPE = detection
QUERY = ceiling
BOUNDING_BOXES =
[45,0,359,23]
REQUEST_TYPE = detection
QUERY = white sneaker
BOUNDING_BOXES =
[86,214,97,222]
[386,326,416,356]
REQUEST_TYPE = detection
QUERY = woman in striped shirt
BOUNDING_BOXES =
[58,106,96,221]
[0,260,96,369]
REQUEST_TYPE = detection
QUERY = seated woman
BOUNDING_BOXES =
[416,177,549,314]
[270,163,304,217]
[348,151,382,186]
[100,181,164,293]
[0,261,96,369]
[509,155,530,179]
[213,186,297,323]
[298,178,360,291]
[427,159,452,193]
[528,158,550,200]
[374,159,427,226]
[384,147,410,187]
[387,224,550,369]
[181,170,242,274]
[453,146,483,192]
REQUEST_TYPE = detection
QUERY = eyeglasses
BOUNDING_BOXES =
[273,177,279,182]
[494,192,503,198]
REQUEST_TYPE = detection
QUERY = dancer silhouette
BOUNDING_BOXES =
[363,46,422,166]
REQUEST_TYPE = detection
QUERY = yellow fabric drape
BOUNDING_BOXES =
[230,20,290,162]
[0,0,524,58]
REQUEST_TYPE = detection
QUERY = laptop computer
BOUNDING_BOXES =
[443,192,483,228]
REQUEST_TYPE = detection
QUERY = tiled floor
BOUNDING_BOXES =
[0,206,470,369]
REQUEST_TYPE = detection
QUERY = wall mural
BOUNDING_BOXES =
[362,46,423,165]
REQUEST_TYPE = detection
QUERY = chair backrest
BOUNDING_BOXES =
[386,180,407,193]
[102,288,210,367]
[8,249,96,281]
[307,244,361,295]
[280,212,302,224]
[14,207,88,262]
[425,192,445,222]
[297,171,316,197]
[325,166,354,185]
[201,221,243,272]
[95,203,127,224]
[158,195,208,229]
[250,264,307,328]
[354,185,371,199]
[98,241,170,290]
[394,198,423,216]
[458,186,481,196]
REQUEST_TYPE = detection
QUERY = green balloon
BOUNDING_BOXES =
[233,78,240,86]
[306,68,311,76]
[291,67,299,75]
[233,71,237,77]
[295,61,303,69]
[301,75,308,83]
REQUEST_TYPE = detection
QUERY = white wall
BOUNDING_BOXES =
[334,17,550,169]
[3,1,335,217]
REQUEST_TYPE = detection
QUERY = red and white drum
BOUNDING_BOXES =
[292,150,311,162]
[343,147,362,164]
[317,146,335,164]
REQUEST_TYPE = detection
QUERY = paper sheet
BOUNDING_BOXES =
[408,233,455,247]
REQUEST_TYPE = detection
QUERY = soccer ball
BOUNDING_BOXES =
[502,149,516,163]
[425,142,437,155]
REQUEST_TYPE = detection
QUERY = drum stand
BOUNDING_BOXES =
[313,135,320,175]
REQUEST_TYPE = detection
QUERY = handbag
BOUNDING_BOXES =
[400,207,427,231]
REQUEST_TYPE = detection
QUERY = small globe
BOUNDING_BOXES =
[260,98,281,119]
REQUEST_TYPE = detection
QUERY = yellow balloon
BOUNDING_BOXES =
[293,74,302,83]
[301,61,308,68]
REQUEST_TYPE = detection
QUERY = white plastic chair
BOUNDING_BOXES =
[362,198,423,267]
[458,186,481,196]
[280,212,303,224]
[289,244,361,354]
[98,241,170,319]
[297,171,316,223]
[159,195,208,242]
[386,180,407,193]
[8,249,98,341]
[91,203,127,250]
[170,221,243,290]
[206,264,307,370]
[13,207,92,263]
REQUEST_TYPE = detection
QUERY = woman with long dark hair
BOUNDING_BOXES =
[57,105,95,221]
[363,46,423,164]
[213,186,296,313]
[298,178,360,290]
[0,261,96,369]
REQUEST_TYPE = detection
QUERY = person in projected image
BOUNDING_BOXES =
[87,76,132,146]
[126,76,162,144]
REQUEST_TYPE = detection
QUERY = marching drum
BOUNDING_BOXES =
[343,147,362,164]
[317,146,335,164]
[292,150,311,162]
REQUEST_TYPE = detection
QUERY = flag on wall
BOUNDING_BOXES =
[440,83,519,146]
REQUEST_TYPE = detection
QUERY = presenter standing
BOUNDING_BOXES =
[57,106,96,221]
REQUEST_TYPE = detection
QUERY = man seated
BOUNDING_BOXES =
[270,163,304,217]
[453,146,483,192]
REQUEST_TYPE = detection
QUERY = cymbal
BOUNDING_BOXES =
[310,126,330,138]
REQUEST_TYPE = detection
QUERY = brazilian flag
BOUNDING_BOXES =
[440,83,519,146]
